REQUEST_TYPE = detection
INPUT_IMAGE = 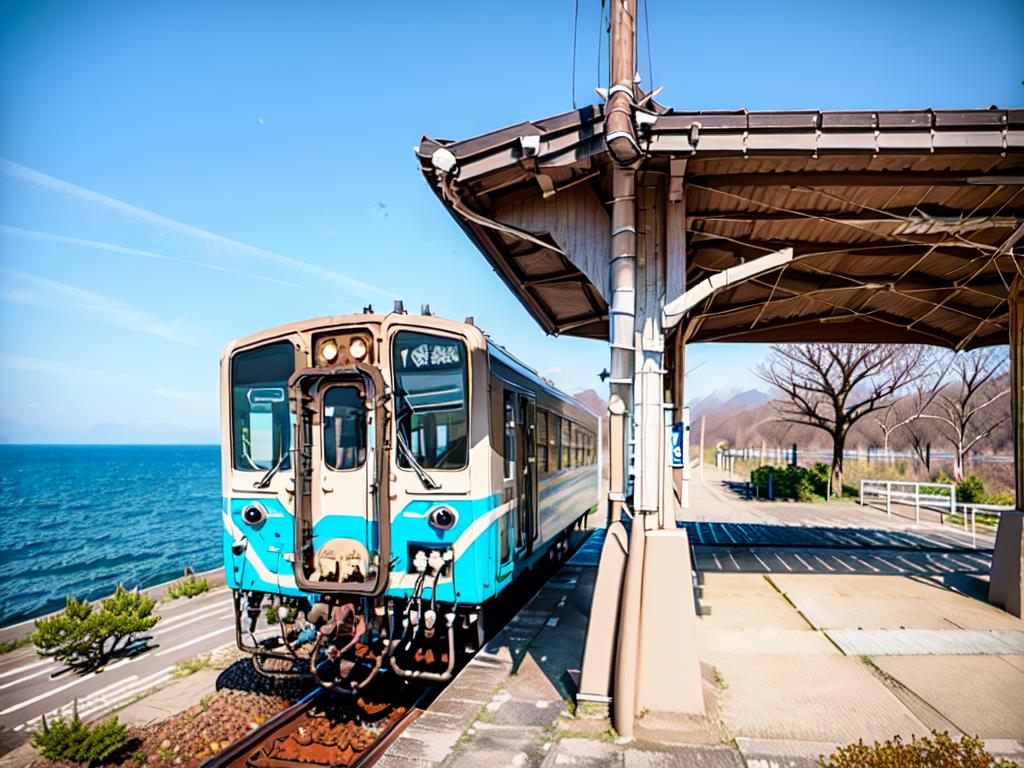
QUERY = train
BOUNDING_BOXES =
[220,306,600,689]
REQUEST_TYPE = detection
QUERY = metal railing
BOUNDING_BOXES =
[859,479,1012,546]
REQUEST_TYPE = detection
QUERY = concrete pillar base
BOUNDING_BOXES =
[578,522,629,704]
[636,528,705,716]
[989,511,1024,618]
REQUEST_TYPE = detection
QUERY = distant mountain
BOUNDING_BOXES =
[82,422,218,444]
[689,387,769,417]
[571,388,606,415]
[0,417,217,445]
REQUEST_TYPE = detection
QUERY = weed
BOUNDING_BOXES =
[163,575,209,603]
[173,654,213,678]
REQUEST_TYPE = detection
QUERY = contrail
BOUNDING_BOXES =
[0,158,397,300]
[2,266,207,349]
[0,224,307,290]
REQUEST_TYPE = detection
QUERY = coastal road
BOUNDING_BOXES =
[0,586,234,743]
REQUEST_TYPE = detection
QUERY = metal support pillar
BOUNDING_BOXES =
[989,273,1024,617]
[608,169,636,524]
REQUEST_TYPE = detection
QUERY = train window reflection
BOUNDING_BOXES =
[393,331,469,470]
[323,386,367,470]
[231,342,294,472]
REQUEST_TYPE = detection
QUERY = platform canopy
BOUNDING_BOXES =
[419,106,1024,349]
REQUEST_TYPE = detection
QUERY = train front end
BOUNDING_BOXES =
[220,312,484,689]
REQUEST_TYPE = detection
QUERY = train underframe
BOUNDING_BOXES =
[232,545,485,690]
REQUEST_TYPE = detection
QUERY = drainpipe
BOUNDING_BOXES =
[605,0,641,166]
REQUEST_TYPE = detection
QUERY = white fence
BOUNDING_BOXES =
[859,479,1012,545]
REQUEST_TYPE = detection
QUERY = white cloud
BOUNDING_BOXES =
[1,267,207,348]
[0,158,397,300]
[0,224,306,290]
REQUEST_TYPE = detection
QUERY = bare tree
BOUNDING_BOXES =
[757,344,931,496]
[908,348,1010,482]
[871,377,942,459]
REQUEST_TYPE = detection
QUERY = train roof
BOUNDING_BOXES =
[486,339,601,421]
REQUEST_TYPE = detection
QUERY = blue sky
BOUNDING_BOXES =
[1,0,1022,443]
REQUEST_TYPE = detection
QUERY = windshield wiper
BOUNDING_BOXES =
[255,447,288,489]
[395,429,441,490]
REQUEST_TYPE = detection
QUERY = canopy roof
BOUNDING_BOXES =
[418,106,1024,349]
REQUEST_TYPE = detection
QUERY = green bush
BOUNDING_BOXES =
[956,474,986,504]
[32,707,129,763]
[819,731,1013,767]
[163,575,209,602]
[750,464,829,501]
[32,585,159,668]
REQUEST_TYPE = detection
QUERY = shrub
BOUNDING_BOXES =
[956,474,986,505]
[819,731,1013,768]
[163,575,209,603]
[32,706,129,763]
[31,585,159,669]
[750,464,829,501]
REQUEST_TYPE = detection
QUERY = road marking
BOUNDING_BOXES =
[0,662,60,691]
[0,669,133,716]
[812,555,836,572]
[158,604,220,626]
[154,626,233,657]
[0,658,52,680]
[792,553,814,571]
[22,673,143,726]
[157,607,230,635]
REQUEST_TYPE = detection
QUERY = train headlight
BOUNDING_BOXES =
[350,337,368,361]
[241,504,267,528]
[428,505,457,531]
[320,340,339,364]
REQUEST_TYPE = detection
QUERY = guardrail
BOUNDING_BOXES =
[859,479,1012,545]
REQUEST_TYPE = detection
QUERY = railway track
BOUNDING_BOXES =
[200,677,433,768]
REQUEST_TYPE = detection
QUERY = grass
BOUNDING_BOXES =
[162,575,209,603]
[173,654,213,678]
[0,636,31,655]
[712,666,728,690]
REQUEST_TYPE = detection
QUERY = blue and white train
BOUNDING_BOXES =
[220,308,599,688]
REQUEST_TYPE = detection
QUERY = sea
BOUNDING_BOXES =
[0,444,222,628]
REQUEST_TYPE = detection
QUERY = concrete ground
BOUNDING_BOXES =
[384,465,1024,767]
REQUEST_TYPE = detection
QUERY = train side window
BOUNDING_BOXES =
[503,391,516,481]
[550,415,561,471]
[561,419,571,469]
[537,410,549,475]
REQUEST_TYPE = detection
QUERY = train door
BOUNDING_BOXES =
[515,393,538,555]
[292,368,390,596]
[497,390,516,582]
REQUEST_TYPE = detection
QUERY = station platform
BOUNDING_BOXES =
[380,466,1024,768]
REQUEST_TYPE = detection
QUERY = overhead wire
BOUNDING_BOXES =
[571,0,579,108]
[641,0,653,91]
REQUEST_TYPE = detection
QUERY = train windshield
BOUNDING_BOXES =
[392,331,468,470]
[231,342,294,471]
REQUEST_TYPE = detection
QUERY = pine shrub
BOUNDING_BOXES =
[31,707,129,763]
[31,585,159,668]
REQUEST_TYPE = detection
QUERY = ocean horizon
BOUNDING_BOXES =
[0,444,222,628]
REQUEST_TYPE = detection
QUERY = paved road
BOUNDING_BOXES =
[0,586,234,741]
